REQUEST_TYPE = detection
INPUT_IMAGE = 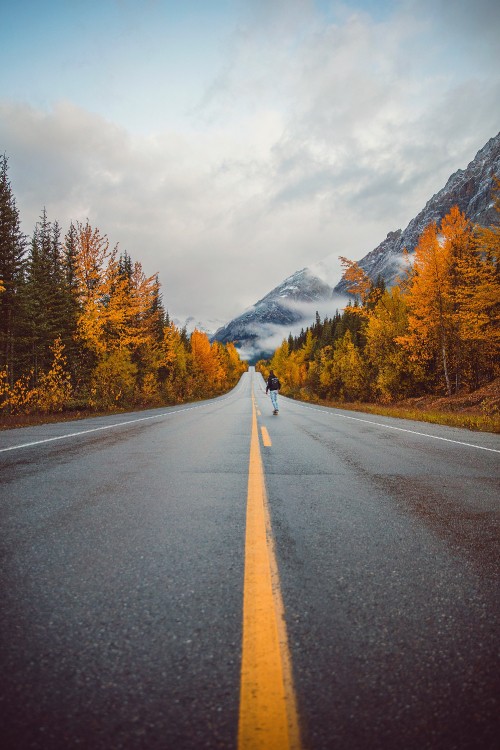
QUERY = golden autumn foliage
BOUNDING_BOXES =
[74,227,160,359]
[339,256,380,312]
[0,213,247,418]
[90,350,138,409]
[0,371,38,414]
[35,338,73,413]
[318,331,368,401]
[0,338,72,414]
[69,222,246,410]
[364,287,423,401]
[262,202,499,408]
[190,329,225,395]
[399,206,499,394]
[339,257,371,303]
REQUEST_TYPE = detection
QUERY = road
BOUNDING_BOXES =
[1,368,499,750]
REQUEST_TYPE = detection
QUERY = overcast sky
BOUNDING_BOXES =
[1,0,499,329]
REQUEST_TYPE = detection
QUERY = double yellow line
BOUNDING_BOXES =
[238,389,302,750]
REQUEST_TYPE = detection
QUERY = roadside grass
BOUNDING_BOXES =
[2,381,499,434]
[282,376,500,434]
[0,391,230,431]
[315,400,500,434]
[0,408,129,431]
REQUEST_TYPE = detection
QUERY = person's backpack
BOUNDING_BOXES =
[269,376,280,390]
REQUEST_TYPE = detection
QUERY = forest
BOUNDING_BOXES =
[258,186,500,418]
[0,155,246,419]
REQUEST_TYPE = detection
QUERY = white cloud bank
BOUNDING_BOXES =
[1,0,499,329]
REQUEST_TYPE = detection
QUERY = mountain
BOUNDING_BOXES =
[335,132,500,293]
[213,132,500,360]
[212,268,333,361]
[175,315,226,337]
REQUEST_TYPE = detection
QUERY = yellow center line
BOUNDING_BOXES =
[261,426,272,447]
[238,390,301,750]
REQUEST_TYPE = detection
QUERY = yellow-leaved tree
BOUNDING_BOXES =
[400,205,499,394]
[398,219,456,395]
[317,330,368,401]
[159,323,190,401]
[0,337,72,414]
[190,330,225,397]
[36,338,73,413]
[365,287,424,401]
[74,220,112,355]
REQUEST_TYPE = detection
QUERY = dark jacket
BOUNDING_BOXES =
[266,374,281,393]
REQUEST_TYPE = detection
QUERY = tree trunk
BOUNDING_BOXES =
[441,342,452,396]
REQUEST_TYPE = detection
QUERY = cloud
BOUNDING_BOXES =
[1,0,499,333]
[234,294,352,362]
[0,99,308,324]
[264,7,500,224]
[0,97,376,326]
[411,0,500,60]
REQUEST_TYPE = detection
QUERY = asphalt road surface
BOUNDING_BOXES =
[1,369,499,750]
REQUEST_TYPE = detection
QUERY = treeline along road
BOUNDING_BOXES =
[1,369,499,749]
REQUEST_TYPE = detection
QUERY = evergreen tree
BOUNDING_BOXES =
[0,154,27,382]
[24,209,70,378]
[60,222,81,379]
[149,275,166,344]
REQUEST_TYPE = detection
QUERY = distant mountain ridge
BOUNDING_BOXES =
[212,268,333,356]
[213,132,500,359]
[335,133,500,293]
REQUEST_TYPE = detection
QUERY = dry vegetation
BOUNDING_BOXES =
[316,378,500,433]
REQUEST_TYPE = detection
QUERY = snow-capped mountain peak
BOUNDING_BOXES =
[213,132,500,361]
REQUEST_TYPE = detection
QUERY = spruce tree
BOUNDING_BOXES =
[24,209,73,378]
[61,222,83,382]
[149,275,166,344]
[0,154,27,382]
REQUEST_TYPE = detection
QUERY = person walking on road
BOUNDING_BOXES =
[266,370,281,415]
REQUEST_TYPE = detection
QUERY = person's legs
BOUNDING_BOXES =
[270,390,279,412]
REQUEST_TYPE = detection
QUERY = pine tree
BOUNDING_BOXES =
[149,274,166,344]
[23,209,70,378]
[60,222,81,379]
[0,154,27,382]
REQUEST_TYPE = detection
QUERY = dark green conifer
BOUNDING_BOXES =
[0,154,27,382]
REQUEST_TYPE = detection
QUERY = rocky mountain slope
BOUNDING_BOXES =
[213,132,500,359]
[335,132,500,293]
[213,268,333,358]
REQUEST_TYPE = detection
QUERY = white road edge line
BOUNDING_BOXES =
[294,402,500,454]
[0,398,231,453]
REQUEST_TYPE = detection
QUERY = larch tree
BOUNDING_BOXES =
[74,220,112,357]
[464,182,500,385]
[190,329,224,396]
[160,321,189,401]
[338,257,374,312]
[365,286,423,400]
[402,205,499,394]
[399,220,455,395]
